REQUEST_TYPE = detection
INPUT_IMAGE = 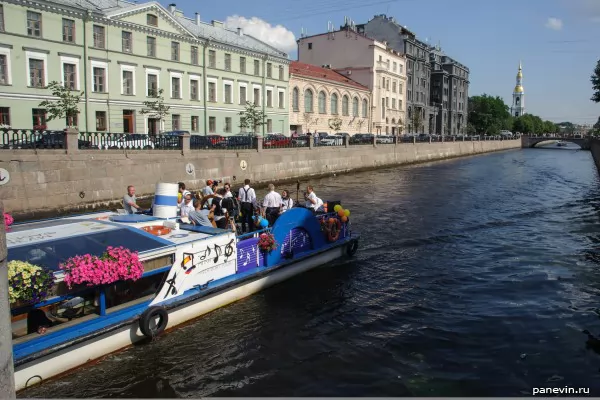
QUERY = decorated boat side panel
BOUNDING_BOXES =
[280,228,312,257]
[236,238,264,273]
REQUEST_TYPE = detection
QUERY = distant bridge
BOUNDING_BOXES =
[521,135,591,150]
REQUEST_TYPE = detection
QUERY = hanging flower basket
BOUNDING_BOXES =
[59,246,144,289]
[8,260,55,305]
[258,232,277,253]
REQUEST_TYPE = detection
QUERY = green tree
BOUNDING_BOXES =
[513,116,534,134]
[38,81,83,128]
[328,117,343,133]
[140,88,170,133]
[239,101,267,134]
[410,110,423,133]
[591,59,600,103]
[467,94,511,135]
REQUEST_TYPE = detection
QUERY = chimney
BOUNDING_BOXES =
[237,27,243,36]
[195,12,201,25]
[168,3,176,14]
[212,20,223,28]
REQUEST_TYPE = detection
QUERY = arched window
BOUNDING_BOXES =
[331,93,338,115]
[318,91,326,114]
[352,97,359,116]
[292,87,299,111]
[362,99,368,118]
[342,95,349,116]
[304,89,313,112]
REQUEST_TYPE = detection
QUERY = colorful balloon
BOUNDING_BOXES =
[333,205,342,212]
[260,218,269,228]
[337,209,345,217]
[341,215,348,222]
[344,210,350,217]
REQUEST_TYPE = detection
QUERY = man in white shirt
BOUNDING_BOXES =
[304,185,324,213]
[238,178,256,233]
[262,184,283,226]
[123,185,141,214]
[179,193,195,218]
[178,182,191,210]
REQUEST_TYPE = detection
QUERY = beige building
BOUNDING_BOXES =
[289,61,371,135]
[297,28,407,135]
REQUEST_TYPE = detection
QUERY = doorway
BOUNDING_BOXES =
[123,110,135,133]
[148,118,159,136]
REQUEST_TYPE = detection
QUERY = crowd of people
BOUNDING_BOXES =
[122,179,325,234]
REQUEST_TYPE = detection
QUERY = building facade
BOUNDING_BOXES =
[0,0,290,135]
[355,14,469,136]
[510,62,525,118]
[289,61,371,135]
[296,27,407,135]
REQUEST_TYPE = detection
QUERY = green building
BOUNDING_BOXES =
[0,0,290,135]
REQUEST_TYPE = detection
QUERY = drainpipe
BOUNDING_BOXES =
[82,10,91,132]
[202,39,208,136]
[262,55,267,137]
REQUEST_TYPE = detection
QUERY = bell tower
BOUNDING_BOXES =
[511,61,525,117]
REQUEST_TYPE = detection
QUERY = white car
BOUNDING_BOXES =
[97,134,155,150]
[319,135,343,146]
[375,135,394,144]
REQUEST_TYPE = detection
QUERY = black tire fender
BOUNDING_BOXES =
[346,239,359,256]
[139,306,169,338]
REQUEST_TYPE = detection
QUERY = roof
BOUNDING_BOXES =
[290,61,369,91]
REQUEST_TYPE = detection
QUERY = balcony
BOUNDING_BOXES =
[376,61,390,72]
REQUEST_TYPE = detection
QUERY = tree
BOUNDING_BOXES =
[239,101,267,134]
[303,112,314,133]
[140,88,170,133]
[356,118,366,133]
[328,117,342,133]
[513,116,534,134]
[467,94,511,135]
[410,110,423,133]
[591,59,600,103]
[38,81,83,128]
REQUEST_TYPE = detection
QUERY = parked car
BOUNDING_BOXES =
[292,135,309,146]
[375,135,394,144]
[2,131,93,149]
[319,135,343,146]
[263,134,291,147]
[98,133,155,150]
[227,134,257,148]
[349,133,374,144]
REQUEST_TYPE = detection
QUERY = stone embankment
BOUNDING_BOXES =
[0,134,520,219]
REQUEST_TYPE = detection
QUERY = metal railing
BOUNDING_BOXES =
[0,129,70,150]
[80,132,181,150]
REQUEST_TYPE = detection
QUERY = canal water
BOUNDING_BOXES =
[19,143,600,397]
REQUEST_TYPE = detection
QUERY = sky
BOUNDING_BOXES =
[162,0,600,125]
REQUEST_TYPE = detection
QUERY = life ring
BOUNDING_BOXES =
[325,218,341,242]
[346,239,359,256]
[141,225,172,236]
[139,306,169,338]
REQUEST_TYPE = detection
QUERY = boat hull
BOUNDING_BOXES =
[15,243,349,391]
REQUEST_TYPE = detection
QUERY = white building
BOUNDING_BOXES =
[511,62,525,118]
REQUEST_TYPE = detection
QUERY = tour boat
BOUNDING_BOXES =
[7,183,359,391]
[557,141,568,147]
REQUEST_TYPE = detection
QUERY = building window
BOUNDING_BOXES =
[147,14,158,26]
[122,70,133,95]
[191,116,199,132]
[171,42,179,61]
[29,59,45,87]
[208,82,216,102]
[122,31,132,53]
[147,37,156,57]
[0,55,9,85]
[190,80,199,100]
[208,116,216,133]
[308,43,312,50]
[224,54,231,71]
[62,19,75,42]
[278,91,284,109]
[208,50,216,68]
[267,119,272,133]
[191,46,198,65]
[330,93,338,115]
[278,65,284,80]
[27,11,42,37]
[352,97,359,116]
[95,111,106,131]
[362,99,368,118]
[240,86,247,104]
[225,117,232,133]
[292,87,299,111]
[0,5,4,32]
[381,98,385,119]
[66,113,78,127]
[392,81,397,93]
[0,107,10,126]
[147,74,158,96]
[342,95,349,116]
[171,77,181,98]
[240,57,246,73]
[224,83,232,103]
[304,89,313,112]
[93,25,105,48]
[266,90,272,107]
[392,98,396,109]
[267,63,272,78]
[63,63,76,90]
[172,114,180,130]
[32,108,46,130]
[318,91,326,114]
[254,60,259,76]
[93,67,105,92]
[253,88,260,106]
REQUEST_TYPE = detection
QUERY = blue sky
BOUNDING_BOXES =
[166,0,600,125]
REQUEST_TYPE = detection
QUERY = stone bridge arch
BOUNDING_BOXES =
[521,136,590,150]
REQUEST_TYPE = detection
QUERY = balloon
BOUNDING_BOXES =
[333,205,342,212]
[260,219,269,228]
[344,210,350,217]
[328,218,336,224]
[341,215,348,222]
[337,210,345,217]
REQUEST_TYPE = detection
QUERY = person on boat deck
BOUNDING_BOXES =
[223,183,233,198]
[123,185,141,214]
[208,188,228,229]
[179,193,195,218]
[27,303,70,335]
[178,182,191,208]
[304,185,324,213]
[280,190,294,213]
[238,179,257,233]
[187,199,213,227]
[201,180,215,207]
[262,184,282,226]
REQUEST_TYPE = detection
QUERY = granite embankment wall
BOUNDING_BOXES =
[590,138,600,175]
[0,139,520,219]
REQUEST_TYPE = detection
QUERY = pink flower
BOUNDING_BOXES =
[4,213,13,227]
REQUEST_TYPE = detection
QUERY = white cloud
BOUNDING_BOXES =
[224,15,296,53]
[545,17,563,30]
